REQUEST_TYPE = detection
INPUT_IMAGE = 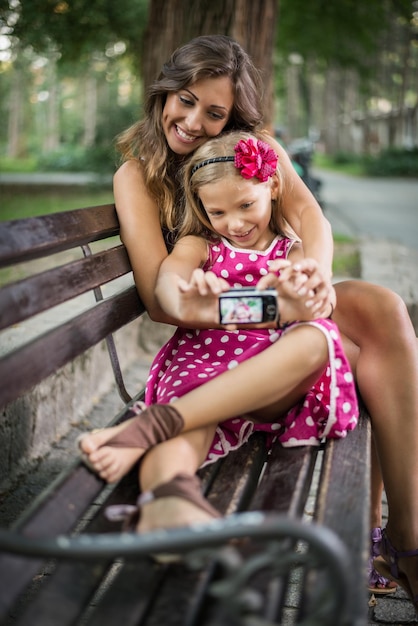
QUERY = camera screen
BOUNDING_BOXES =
[219,295,263,324]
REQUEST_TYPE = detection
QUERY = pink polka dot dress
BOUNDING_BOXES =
[145,235,359,466]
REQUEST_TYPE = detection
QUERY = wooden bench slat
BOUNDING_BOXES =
[204,433,267,515]
[0,467,107,619]
[0,245,132,330]
[315,410,370,625]
[152,565,221,626]
[11,561,113,626]
[250,443,318,516]
[41,438,268,626]
[86,561,166,626]
[0,286,144,407]
[0,205,118,266]
[0,553,46,620]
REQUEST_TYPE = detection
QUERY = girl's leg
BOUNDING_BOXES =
[137,425,217,532]
[172,324,329,425]
[80,324,329,481]
[334,280,418,599]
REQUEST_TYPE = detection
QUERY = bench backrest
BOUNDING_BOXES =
[0,204,145,408]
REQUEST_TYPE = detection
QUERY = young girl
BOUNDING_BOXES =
[81,130,358,520]
[80,35,418,608]
[151,131,358,461]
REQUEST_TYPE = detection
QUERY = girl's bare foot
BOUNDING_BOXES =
[78,404,185,484]
[78,419,145,483]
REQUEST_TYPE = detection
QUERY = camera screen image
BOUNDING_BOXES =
[219,295,263,324]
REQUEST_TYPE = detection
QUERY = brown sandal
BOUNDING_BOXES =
[79,403,184,473]
[106,472,220,530]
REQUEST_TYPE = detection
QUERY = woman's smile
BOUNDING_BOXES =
[174,124,203,144]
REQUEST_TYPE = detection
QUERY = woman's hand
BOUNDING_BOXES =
[287,258,335,319]
[257,258,335,323]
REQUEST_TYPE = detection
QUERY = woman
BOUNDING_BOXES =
[81,35,418,608]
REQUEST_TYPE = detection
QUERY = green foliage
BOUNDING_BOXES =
[332,241,361,278]
[363,148,418,177]
[313,152,366,176]
[0,188,113,222]
[315,149,418,177]
[35,144,116,174]
[277,0,412,74]
[2,0,149,69]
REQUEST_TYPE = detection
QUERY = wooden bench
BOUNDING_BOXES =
[0,204,371,626]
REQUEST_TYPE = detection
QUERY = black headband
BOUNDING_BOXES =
[191,156,235,176]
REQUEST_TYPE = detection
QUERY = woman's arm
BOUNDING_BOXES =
[113,160,175,324]
[264,136,334,280]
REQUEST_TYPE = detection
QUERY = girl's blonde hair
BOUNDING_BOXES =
[179,131,285,241]
[115,35,264,230]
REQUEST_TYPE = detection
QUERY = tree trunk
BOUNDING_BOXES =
[7,64,24,158]
[323,64,340,154]
[83,71,98,148]
[44,57,60,152]
[142,0,278,128]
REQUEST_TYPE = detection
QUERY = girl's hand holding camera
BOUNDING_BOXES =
[176,269,231,326]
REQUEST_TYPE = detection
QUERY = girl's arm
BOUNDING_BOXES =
[155,235,230,328]
[114,160,229,328]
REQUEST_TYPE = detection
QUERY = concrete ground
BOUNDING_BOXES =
[326,206,418,624]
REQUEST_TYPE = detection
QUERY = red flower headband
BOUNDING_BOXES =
[190,138,278,182]
[234,138,278,182]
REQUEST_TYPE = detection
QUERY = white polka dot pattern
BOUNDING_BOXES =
[145,235,359,465]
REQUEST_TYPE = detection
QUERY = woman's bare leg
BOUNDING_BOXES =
[368,437,397,592]
[334,280,418,597]
[370,438,384,530]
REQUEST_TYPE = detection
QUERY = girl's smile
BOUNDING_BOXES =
[198,177,277,251]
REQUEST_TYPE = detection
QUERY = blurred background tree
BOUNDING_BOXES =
[0,0,417,174]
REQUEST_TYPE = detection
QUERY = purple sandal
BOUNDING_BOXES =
[374,528,418,612]
[368,528,397,594]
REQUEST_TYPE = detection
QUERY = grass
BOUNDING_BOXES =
[333,234,361,278]
[313,152,365,176]
[0,188,114,222]
[0,187,116,287]
[0,157,38,173]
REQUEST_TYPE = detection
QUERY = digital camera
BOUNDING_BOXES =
[218,288,278,325]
